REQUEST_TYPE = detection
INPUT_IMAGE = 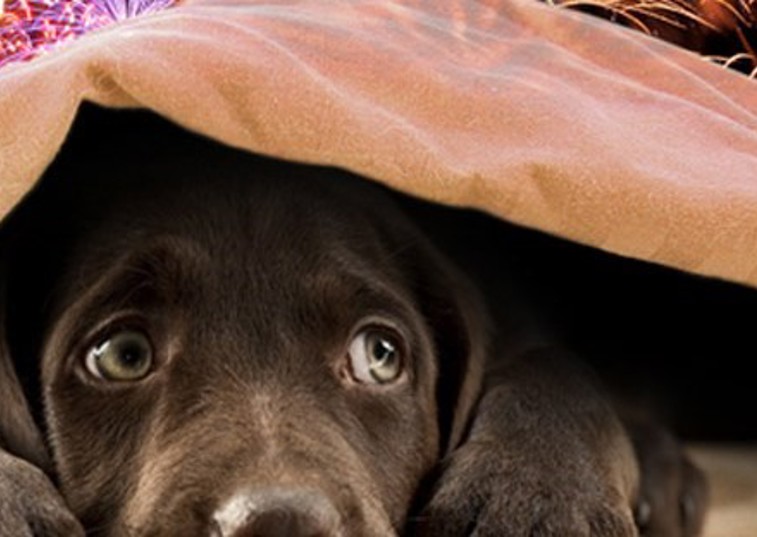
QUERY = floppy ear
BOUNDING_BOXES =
[410,243,490,456]
[0,220,52,472]
[352,180,491,457]
[0,333,49,470]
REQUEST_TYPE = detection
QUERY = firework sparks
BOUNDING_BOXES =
[0,0,176,68]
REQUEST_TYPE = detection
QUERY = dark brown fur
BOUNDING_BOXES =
[0,133,706,536]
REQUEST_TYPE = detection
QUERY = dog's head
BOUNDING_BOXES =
[0,144,487,536]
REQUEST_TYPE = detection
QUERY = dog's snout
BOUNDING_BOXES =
[211,487,342,537]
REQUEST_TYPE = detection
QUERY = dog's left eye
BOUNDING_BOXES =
[347,328,405,385]
[84,330,154,382]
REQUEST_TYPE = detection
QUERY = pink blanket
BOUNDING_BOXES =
[1,0,755,285]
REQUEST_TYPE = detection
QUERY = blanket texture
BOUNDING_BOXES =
[0,1,756,534]
[1,0,756,285]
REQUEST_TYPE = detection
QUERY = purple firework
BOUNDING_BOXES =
[1,0,176,68]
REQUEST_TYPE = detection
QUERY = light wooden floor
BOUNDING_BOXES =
[689,446,757,537]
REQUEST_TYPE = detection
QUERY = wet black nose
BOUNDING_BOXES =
[211,487,342,537]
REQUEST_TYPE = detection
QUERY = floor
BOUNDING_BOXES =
[691,446,757,537]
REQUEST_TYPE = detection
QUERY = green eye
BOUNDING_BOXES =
[85,330,154,381]
[347,328,405,385]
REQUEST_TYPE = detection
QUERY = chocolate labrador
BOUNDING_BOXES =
[0,126,706,536]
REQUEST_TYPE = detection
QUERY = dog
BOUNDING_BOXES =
[0,113,707,536]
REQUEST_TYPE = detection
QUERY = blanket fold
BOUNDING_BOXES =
[2,0,755,286]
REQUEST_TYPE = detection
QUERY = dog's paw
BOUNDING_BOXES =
[0,450,84,537]
[628,423,708,537]
[409,440,637,537]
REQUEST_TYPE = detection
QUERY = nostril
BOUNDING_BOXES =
[243,508,329,537]
[209,518,224,537]
[209,515,229,537]
[212,487,342,537]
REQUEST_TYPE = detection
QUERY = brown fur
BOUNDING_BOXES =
[0,136,706,536]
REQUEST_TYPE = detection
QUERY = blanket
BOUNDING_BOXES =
[0,1,755,534]
[1,0,756,284]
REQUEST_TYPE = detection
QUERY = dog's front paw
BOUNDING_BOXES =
[0,451,84,537]
[628,422,708,537]
[410,441,637,537]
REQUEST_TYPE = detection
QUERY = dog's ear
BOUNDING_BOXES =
[0,219,52,471]
[352,182,491,456]
[0,329,49,470]
[410,245,490,456]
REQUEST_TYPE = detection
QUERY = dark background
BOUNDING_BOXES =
[33,102,757,442]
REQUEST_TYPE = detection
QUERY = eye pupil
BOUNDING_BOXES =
[370,337,395,363]
[119,342,146,366]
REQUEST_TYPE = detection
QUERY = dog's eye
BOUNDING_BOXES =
[347,328,404,385]
[85,330,154,381]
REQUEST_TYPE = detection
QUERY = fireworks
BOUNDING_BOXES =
[0,0,176,68]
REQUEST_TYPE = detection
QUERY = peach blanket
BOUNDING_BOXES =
[0,1,756,534]
[1,0,756,285]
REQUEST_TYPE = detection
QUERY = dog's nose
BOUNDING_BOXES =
[211,487,342,537]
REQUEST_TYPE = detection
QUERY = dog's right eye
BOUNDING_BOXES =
[346,327,406,385]
[84,330,154,382]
